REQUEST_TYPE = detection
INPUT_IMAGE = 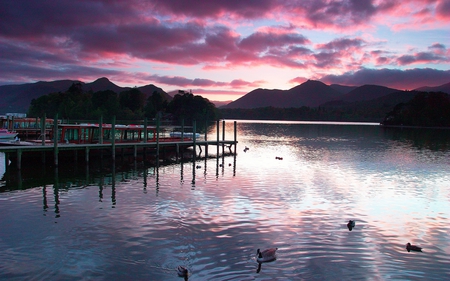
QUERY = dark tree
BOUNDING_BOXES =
[382,92,450,127]
[166,91,219,127]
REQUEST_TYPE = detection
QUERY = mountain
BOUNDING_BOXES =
[414,82,450,93]
[84,77,124,93]
[212,100,232,107]
[329,84,357,95]
[0,77,169,113]
[340,85,399,102]
[224,80,344,109]
[0,80,80,114]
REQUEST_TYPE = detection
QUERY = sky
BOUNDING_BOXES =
[1,0,449,101]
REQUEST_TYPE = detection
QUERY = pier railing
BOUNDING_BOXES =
[0,119,238,170]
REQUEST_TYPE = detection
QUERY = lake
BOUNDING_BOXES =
[1,120,450,280]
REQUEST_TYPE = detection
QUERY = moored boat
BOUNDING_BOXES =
[0,129,18,140]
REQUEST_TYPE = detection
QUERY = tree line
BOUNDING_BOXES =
[382,92,450,127]
[220,91,450,127]
[27,83,220,126]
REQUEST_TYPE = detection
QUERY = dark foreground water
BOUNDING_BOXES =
[1,121,450,280]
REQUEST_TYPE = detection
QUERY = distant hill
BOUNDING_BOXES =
[0,80,80,114]
[224,80,344,109]
[340,85,399,102]
[415,81,450,93]
[212,100,232,107]
[0,77,169,113]
[224,80,450,110]
[329,84,357,95]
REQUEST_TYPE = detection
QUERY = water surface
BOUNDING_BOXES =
[1,121,449,280]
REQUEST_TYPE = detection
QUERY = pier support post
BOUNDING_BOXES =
[205,119,208,157]
[234,121,237,154]
[16,149,22,170]
[144,118,148,143]
[85,147,90,163]
[53,114,58,167]
[181,119,184,141]
[193,120,196,159]
[41,114,46,146]
[99,116,103,144]
[222,120,225,153]
[216,120,220,156]
[156,113,160,157]
[112,116,116,161]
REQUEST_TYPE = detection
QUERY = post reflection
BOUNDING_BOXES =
[111,162,116,208]
[42,185,48,214]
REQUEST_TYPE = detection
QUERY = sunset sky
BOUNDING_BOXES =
[1,0,449,101]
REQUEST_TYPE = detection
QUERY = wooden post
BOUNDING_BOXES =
[193,120,197,158]
[156,112,160,157]
[205,118,208,157]
[234,121,237,154]
[85,147,90,163]
[99,116,103,144]
[181,119,184,141]
[53,114,58,166]
[41,114,46,146]
[216,120,220,156]
[144,118,148,143]
[16,149,22,169]
[222,120,225,153]
[112,116,116,160]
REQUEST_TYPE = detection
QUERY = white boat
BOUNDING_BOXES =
[0,129,18,140]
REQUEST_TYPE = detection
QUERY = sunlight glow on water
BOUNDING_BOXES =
[1,121,450,280]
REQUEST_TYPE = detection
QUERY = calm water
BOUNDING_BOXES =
[1,121,450,280]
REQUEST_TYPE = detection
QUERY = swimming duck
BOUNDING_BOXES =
[177,266,188,279]
[347,220,355,231]
[256,248,278,263]
[406,243,422,252]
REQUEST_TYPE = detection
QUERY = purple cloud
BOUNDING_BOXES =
[320,68,450,89]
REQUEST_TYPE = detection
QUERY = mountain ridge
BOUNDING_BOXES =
[0,78,169,113]
[1,78,449,114]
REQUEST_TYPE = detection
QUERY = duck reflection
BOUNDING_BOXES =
[177,265,189,280]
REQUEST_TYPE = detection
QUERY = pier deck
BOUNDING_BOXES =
[0,139,238,169]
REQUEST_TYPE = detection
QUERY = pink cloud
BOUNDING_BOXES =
[316,38,365,51]
[436,0,450,20]
[288,77,309,84]
[144,74,264,89]
[0,0,448,90]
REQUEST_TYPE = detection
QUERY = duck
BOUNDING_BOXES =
[177,266,189,280]
[256,248,278,263]
[347,220,355,231]
[406,243,422,252]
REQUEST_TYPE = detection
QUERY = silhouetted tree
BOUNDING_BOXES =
[383,92,450,127]
[166,91,219,127]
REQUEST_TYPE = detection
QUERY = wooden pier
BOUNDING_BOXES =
[0,120,238,170]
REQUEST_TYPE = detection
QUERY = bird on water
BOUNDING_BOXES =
[177,266,189,280]
[256,248,278,263]
[406,243,422,252]
[347,220,355,231]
